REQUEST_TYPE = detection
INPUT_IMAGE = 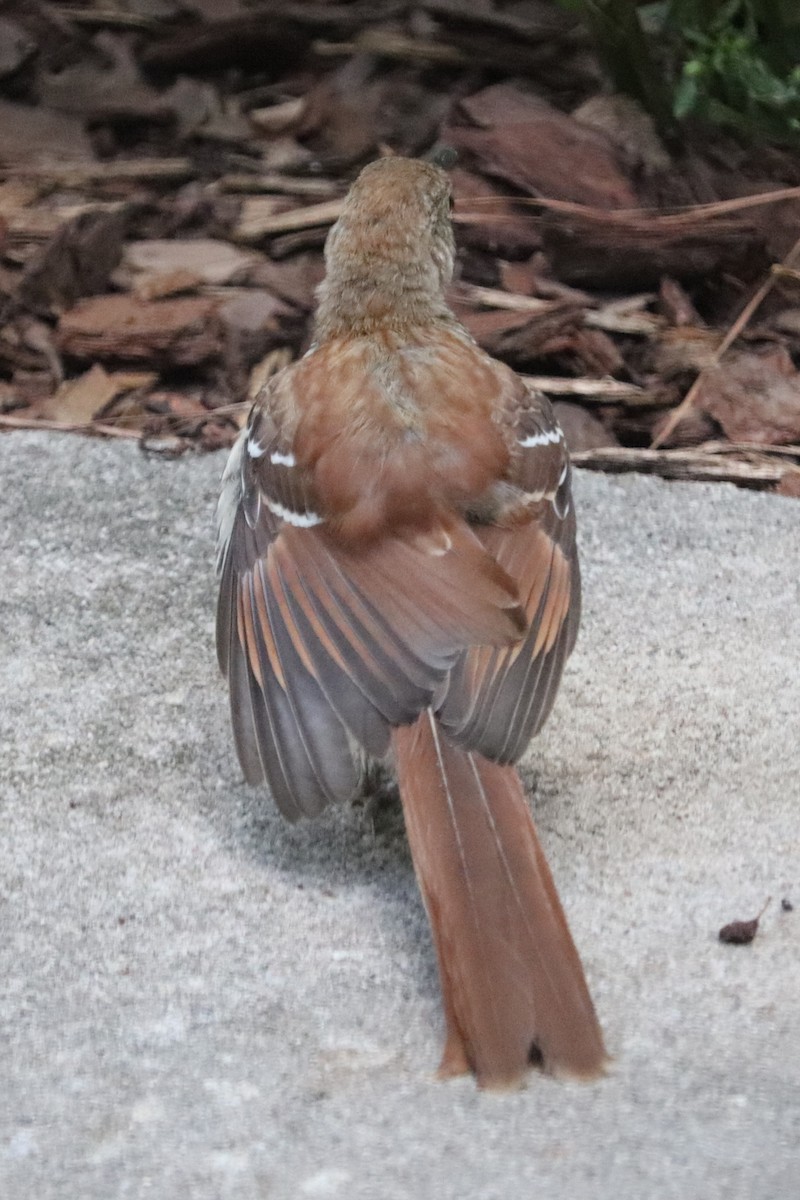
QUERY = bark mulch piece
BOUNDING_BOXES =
[0,0,799,495]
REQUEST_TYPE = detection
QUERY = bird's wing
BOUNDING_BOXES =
[216,374,523,818]
[438,381,581,763]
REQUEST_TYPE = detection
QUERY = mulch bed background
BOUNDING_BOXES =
[2,0,800,495]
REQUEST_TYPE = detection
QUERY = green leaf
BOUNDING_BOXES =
[673,73,701,118]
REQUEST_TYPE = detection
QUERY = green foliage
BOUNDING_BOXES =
[667,0,800,140]
[560,0,800,145]
[557,0,673,125]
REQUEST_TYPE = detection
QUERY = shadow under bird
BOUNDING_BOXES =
[215,155,607,1088]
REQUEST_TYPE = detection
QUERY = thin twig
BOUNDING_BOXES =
[201,402,251,420]
[771,264,800,286]
[314,31,468,65]
[1,159,193,185]
[0,414,142,438]
[700,440,800,459]
[584,308,662,336]
[58,7,161,28]
[234,198,344,241]
[521,375,659,406]
[652,232,800,448]
[452,284,562,315]
[459,186,800,229]
[220,174,341,197]
[572,445,793,487]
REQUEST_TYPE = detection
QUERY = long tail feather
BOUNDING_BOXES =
[393,711,607,1089]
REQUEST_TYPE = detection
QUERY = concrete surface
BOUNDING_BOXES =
[1,431,798,1200]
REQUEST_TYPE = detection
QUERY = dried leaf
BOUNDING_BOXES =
[651,328,722,379]
[38,33,164,122]
[776,472,800,497]
[449,85,637,210]
[18,208,128,314]
[248,254,325,311]
[696,348,800,445]
[0,17,35,79]
[124,239,264,288]
[249,98,306,135]
[198,420,238,452]
[42,365,124,424]
[133,269,204,301]
[454,302,583,364]
[145,391,208,420]
[573,94,670,175]
[451,168,541,256]
[552,402,618,453]
[719,899,771,945]
[719,918,760,945]
[659,278,703,328]
[0,100,95,167]
[0,181,41,224]
[0,317,62,378]
[296,59,381,166]
[218,289,299,387]
[248,347,293,404]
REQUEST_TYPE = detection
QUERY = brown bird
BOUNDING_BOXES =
[216,156,607,1088]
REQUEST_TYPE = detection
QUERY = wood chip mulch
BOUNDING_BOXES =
[2,0,800,494]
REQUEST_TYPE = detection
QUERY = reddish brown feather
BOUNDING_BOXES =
[483,521,572,661]
[285,521,525,655]
[268,328,512,542]
[436,509,578,762]
[237,579,265,689]
[394,712,607,1088]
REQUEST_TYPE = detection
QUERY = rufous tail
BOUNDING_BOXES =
[392,711,607,1089]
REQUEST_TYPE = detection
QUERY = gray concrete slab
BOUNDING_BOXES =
[1,431,798,1200]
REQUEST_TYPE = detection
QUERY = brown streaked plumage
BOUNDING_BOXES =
[216,155,607,1087]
